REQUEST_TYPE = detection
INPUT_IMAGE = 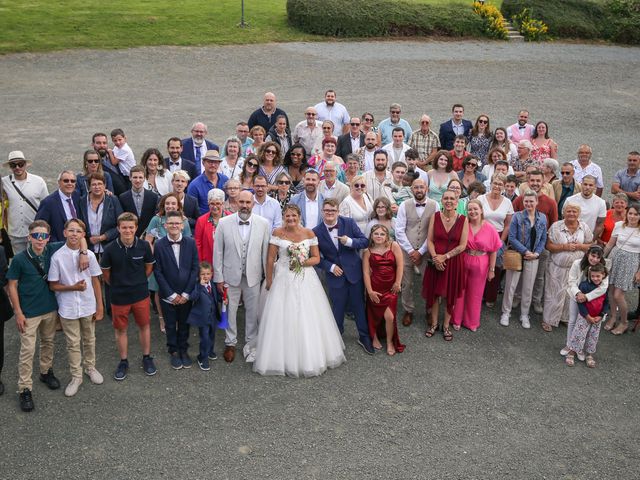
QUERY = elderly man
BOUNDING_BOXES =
[35,170,81,242]
[319,161,349,204]
[1,151,49,254]
[438,104,472,151]
[612,151,640,207]
[337,117,365,159]
[314,90,350,136]
[248,92,289,133]
[292,106,323,157]
[552,162,582,218]
[409,114,440,168]
[187,150,229,215]
[382,127,411,167]
[571,144,604,197]
[507,110,535,143]
[181,122,219,171]
[566,175,606,242]
[512,140,539,181]
[378,103,412,145]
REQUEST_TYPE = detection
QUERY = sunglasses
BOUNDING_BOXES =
[265,150,277,155]
[322,127,332,130]
[390,110,401,114]
[86,159,100,164]
[61,178,77,183]
[305,113,317,116]
[30,232,50,241]
[364,118,373,122]
[420,121,430,125]
[278,180,291,185]
[466,163,478,167]
[247,163,258,168]
[353,184,366,189]
[350,123,360,126]
[9,162,26,169]
[561,171,572,175]
[478,119,489,124]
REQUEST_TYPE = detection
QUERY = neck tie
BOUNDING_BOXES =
[195,146,202,163]
[134,193,142,216]
[66,198,77,219]
[206,284,211,294]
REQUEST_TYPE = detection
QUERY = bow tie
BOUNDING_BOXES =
[170,240,181,245]
[519,126,525,130]
[415,203,426,207]
[327,225,338,232]
[239,221,250,226]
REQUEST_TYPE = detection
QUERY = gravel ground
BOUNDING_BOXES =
[1,40,639,480]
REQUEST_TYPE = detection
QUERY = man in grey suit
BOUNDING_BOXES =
[213,191,270,363]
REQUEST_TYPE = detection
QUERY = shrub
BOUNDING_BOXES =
[287,0,485,38]
[510,7,548,41]
[473,1,509,39]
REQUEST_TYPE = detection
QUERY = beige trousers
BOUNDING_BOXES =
[401,251,427,314]
[542,261,570,327]
[60,315,97,379]
[17,311,58,391]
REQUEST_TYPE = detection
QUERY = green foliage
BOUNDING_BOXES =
[604,0,640,44]
[473,1,509,39]
[510,7,549,41]
[287,0,486,38]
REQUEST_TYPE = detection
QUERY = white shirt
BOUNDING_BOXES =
[395,199,432,255]
[363,170,393,202]
[48,246,102,319]
[452,120,464,136]
[164,234,191,302]
[319,180,349,205]
[292,120,323,157]
[1,173,49,237]
[220,157,244,180]
[566,193,607,233]
[361,148,376,172]
[238,216,252,242]
[252,195,282,231]
[112,143,136,176]
[477,194,514,232]
[86,196,105,253]
[382,142,411,167]
[350,134,361,155]
[305,194,319,228]
[612,221,640,253]
[167,158,186,173]
[58,190,76,220]
[571,160,605,189]
[314,101,350,137]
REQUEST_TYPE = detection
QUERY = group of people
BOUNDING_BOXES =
[1,91,639,413]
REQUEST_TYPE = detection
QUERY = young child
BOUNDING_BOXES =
[110,128,136,179]
[187,262,220,371]
[565,263,609,368]
[503,174,519,202]
[393,171,419,205]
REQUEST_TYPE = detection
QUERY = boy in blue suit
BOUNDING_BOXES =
[153,211,199,370]
[187,262,221,371]
[313,198,375,355]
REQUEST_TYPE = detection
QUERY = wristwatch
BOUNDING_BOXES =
[79,250,88,255]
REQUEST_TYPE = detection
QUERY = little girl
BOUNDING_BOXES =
[564,263,609,368]
[187,262,220,371]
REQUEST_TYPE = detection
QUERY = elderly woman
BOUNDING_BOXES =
[283,144,307,193]
[500,190,547,329]
[542,158,560,186]
[76,150,114,197]
[220,136,244,179]
[339,174,373,234]
[194,189,229,264]
[308,138,343,180]
[541,203,594,332]
[364,197,396,239]
[142,147,172,196]
[338,154,363,185]
[269,171,295,212]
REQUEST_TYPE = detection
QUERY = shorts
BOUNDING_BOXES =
[111,297,151,330]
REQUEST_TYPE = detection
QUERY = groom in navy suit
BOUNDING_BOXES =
[313,198,374,355]
[153,210,200,369]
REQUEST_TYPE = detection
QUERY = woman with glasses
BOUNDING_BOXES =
[224,179,242,212]
[141,148,172,196]
[364,197,396,239]
[76,150,114,197]
[531,121,558,163]
[239,154,259,193]
[283,144,308,194]
[339,174,373,234]
[468,114,493,165]
[444,178,467,215]
[308,138,343,180]
[427,150,457,203]
[269,171,295,213]
[194,188,229,265]
[360,113,379,143]
[458,156,487,197]
[258,142,285,191]
[338,154,362,186]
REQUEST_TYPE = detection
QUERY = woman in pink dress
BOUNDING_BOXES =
[452,200,502,332]
[530,121,558,164]
[363,225,405,356]
[422,190,469,341]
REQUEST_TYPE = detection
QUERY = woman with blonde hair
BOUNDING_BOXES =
[339,174,373,234]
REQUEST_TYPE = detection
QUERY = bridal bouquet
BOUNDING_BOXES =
[287,242,309,277]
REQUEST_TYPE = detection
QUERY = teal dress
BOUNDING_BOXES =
[146,215,191,292]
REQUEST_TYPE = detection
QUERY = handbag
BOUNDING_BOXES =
[503,215,527,272]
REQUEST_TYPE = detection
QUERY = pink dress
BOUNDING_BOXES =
[531,139,553,163]
[452,222,502,331]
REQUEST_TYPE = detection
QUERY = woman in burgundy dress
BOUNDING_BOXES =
[362,225,405,356]
[422,190,469,341]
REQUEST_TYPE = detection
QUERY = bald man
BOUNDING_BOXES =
[248,92,289,133]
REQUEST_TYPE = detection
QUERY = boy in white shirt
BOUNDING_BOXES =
[48,219,104,397]
[111,128,136,178]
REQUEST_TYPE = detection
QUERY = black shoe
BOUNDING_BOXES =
[19,388,34,412]
[39,368,61,390]
[0,380,4,396]
[629,310,640,320]
[357,337,375,355]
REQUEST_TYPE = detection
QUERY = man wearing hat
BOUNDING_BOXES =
[1,151,49,254]
[186,150,229,215]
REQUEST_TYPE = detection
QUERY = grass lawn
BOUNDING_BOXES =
[0,0,497,54]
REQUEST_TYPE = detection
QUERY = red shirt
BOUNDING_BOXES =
[450,149,470,172]
[512,193,558,229]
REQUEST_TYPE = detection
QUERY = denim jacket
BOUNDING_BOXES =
[508,210,547,255]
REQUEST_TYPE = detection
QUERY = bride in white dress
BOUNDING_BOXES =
[253,204,346,377]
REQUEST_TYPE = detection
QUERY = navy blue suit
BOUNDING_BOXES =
[187,281,220,361]
[438,119,473,151]
[163,157,199,184]
[182,193,200,231]
[153,236,199,355]
[119,189,159,238]
[77,194,123,249]
[181,138,219,165]
[35,190,81,242]
[313,216,372,345]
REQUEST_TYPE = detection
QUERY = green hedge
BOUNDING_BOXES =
[287,0,485,38]
[501,0,640,44]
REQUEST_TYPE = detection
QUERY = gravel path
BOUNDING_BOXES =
[1,40,639,479]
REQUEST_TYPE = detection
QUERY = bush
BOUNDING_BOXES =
[473,1,509,39]
[510,7,549,41]
[604,0,640,44]
[287,0,485,38]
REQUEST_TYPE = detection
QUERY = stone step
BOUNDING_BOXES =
[504,20,524,42]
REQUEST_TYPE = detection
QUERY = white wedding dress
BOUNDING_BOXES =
[253,236,346,377]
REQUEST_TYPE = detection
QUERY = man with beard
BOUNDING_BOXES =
[181,122,219,173]
[92,133,128,196]
[314,90,350,137]
[290,170,324,228]
[355,131,378,172]
[507,110,535,143]
[164,137,198,181]
[364,150,393,203]
[213,191,270,363]
[394,179,438,326]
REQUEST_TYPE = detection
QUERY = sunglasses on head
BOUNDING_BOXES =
[30,232,50,241]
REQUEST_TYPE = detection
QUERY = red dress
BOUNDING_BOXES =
[422,212,467,314]
[366,249,405,353]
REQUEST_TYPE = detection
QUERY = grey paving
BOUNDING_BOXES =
[0,40,639,479]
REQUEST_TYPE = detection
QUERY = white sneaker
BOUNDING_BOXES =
[499,314,510,326]
[64,377,82,397]
[520,315,531,329]
[577,351,586,362]
[532,303,543,314]
[85,368,104,385]
[560,346,570,356]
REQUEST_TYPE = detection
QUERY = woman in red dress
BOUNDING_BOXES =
[363,225,405,356]
[422,190,469,341]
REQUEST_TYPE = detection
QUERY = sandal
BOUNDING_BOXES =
[442,328,453,342]
[541,323,553,332]
[565,353,575,367]
[452,324,461,331]
[585,355,596,368]
[611,323,629,335]
[387,346,396,356]
[424,325,438,338]
[603,319,616,331]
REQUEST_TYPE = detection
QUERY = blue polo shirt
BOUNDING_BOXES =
[614,168,640,196]
[187,172,229,215]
